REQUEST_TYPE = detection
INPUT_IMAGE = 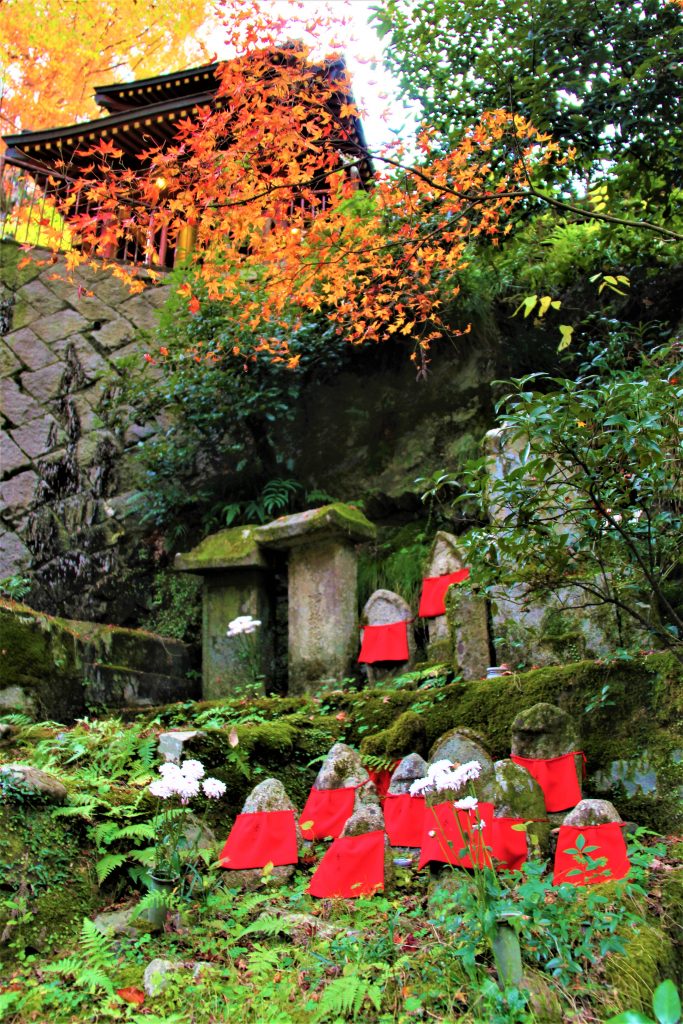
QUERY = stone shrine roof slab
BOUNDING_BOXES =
[254,503,376,550]
[174,525,267,572]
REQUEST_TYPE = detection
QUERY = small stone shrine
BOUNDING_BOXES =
[175,504,376,697]
[361,588,415,682]
[424,531,489,679]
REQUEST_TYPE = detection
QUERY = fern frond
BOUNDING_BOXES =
[116,822,156,842]
[96,853,127,884]
[239,916,287,938]
[80,917,115,971]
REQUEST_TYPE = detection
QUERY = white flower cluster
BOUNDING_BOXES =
[409,759,482,796]
[149,759,227,803]
[226,615,262,637]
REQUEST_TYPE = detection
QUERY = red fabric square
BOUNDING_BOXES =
[384,793,426,847]
[299,787,356,840]
[553,823,630,886]
[418,570,470,617]
[219,810,298,869]
[367,767,395,802]
[491,817,529,871]
[511,752,584,812]
[358,621,410,663]
[418,801,494,869]
[307,831,385,898]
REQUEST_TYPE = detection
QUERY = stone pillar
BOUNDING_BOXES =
[255,503,376,694]
[362,588,414,684]
[445,584,490,681]
[174,526,273,700]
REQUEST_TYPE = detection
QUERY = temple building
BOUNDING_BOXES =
[0,54,371,268]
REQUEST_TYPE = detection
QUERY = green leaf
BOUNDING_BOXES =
[604,1013,654,1024]
[653,980,682,1024]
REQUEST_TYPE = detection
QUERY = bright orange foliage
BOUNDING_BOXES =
[0,0,216,133]
[21,2,564,363]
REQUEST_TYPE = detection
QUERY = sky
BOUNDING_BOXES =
[207,0,418,152]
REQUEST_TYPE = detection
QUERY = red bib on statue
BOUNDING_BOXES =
[418,801,494,869]
[358,622,410,663]
[511,752,584,812]
[418,570,470,617]
[490,817,529,871]
[307,831,386,898]
[384,793,426,847]
[367,767,395,802]
[299,787,356,840]
[553,823,630,886]
[219,810,298,869]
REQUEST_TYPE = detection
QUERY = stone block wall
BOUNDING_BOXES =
[0,241,169,621]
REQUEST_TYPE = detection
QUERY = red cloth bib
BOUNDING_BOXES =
[418,801,494,869]
[418,570,470,617]
[367,767,394,802]
[219,810,298,869]
[491,817,529,871]
[384,793,426,847]
[299,787,356,840]
[308,830,386,898]
[358,621,410,663]
[553,823,630,886]
[511,752,584,812]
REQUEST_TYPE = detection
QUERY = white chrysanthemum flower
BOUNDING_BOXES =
[159,762,183,779]
[181,759,205,781]
[202,777,227,799]
[409,777,429,796]
[471,820,486,831]
[149,778,175,799]
[176,777,201,804]
[227,615,262,637]
[453,795,479,811]
[450,760,482,787]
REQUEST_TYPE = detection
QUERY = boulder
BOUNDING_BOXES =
[221,777,303,891]
[388,753,429,795]
[143,958,181,998]
[563,799,622,827]
[511,702,578,759]
[479,758,550,854]
[314,742,369,790]
[340,805,394,893]
[428,728,494,778]
[362,589,415,683]
[0,764,67,803]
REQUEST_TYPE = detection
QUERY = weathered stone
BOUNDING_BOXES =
[0,340,21,377]
[479,758,550,854]
[93,316,134,350]
[11,414,58,459]
[362,589,415,682]
[32,309,88,344]
[0,722,13,741]
[93,905,147,937]
[118,294,163,332]
[158,730,202,763]
[20,362,64,402]
[242,777,300,819]
[0,764,67,802]
[428,727,495,777]
[0,684,36,714]
[16,279,67,319]
[175,526,266,571]
[563,799,622,827]
[314,743,370,790]
[143,958,180,998]
[54,334,108,379]
[340,803,385,836]
[484,427,526,523]
[511,702,578,759]
[254,503,375,548]
[0,530,31,577]
[424,531,470,661]
[7,328,58,371]
[0,469,39,509]
[1,377,41,426]
[445,583,490,681]
[388,753,429,795]
[2,431,29,474]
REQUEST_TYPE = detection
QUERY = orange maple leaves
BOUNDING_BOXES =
[32,10,563,363]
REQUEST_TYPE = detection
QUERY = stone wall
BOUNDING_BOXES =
[1,241,170,621]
